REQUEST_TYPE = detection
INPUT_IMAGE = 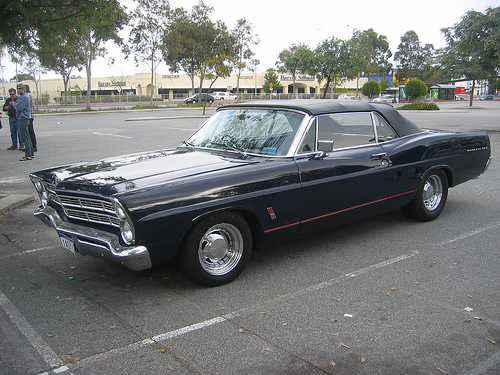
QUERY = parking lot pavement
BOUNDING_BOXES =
[0,104,499,375]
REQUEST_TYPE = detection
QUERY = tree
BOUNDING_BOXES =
[69,1,127,109]
[19,51,47,108]
[0,1,122,50]
[276,44,314,98]
[441,6,500,106]
[37,33,82,104]
[231,18,259,95]
[351,29,392,77]
[361,80,381,99]
[380,77,390,91]
[395,31,434,82]
[263,68,282,94]
[349,29,392,96]
[405,79,428,100]
[314,37,355,98]
[163,1,235,100]
[126,0,170,106]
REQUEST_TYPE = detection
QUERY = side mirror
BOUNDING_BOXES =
[318,140,334,152]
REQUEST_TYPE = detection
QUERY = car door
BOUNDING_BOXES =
[295,111,398,233]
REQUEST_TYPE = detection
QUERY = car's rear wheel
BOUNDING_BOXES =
[402,169,448,221]
[178,212,252,286]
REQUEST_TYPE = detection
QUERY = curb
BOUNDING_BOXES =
[0,194,35,212]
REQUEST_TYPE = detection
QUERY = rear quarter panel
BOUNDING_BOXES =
[381,130,490,193]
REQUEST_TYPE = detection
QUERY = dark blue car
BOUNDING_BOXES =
[30,100,491,286]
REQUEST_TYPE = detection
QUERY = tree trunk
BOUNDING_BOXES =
[86,61,92,110]
[469,80,475,108]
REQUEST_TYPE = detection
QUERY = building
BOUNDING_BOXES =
[8,69,398,105]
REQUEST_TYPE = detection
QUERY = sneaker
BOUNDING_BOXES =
[7,146,18,150]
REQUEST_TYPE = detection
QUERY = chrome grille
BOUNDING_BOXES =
[54,193,120,228]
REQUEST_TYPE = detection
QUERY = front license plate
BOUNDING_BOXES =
[59,234,75,255]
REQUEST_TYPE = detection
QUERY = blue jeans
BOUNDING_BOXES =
[9,117,24,148]
[18,118,33,157]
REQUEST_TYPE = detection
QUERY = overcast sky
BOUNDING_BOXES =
[1,0,496,81]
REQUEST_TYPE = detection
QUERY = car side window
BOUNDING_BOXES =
[373,113,398,142]
[299,118,317,153]
[317,113,375,149]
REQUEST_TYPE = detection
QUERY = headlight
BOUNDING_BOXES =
[114,199,136,245]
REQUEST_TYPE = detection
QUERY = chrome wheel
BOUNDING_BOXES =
[179,212,252,286]
[422,174,443,211]
[198,223,244,276]
[402,169,448,222]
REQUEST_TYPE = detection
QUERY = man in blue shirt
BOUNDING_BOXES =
[11,83,33,161]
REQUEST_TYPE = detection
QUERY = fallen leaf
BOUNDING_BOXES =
[333,298,342,302]
[464,307,473,312]
[338,342,350,349]
[158,349,166,353]
[360,357,366,363]
[327,332,340,336]
[437,368,448,374]
[487,339,497,345]
[473,317,483,321]
[390,287,398,291]
[167,364,175,371]
[109,325,119,329]
[259,312,266,315]
[330,360,336,368]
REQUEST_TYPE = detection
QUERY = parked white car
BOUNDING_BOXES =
[373,94,396,103]
[212,92,238,100]
[337,94,357,100]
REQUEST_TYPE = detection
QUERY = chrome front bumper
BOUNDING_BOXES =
[33,205,152,271]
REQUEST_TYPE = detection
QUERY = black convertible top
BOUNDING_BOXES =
[219,99,423,137]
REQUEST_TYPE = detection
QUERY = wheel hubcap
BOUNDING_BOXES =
[423,175,443,211]
[198,223,244,276]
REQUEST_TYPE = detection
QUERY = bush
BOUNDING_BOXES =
[405,79,428,100]
[397,103,440,110]
[361,80,381,98]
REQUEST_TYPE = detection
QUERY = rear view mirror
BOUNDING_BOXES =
[318,140,334,152]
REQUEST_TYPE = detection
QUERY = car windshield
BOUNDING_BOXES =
[186,108,305,156]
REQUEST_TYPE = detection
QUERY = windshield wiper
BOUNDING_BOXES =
[210,142,248,159]
[181,140,195,149]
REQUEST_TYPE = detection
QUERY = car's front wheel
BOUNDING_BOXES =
[178,212,252,286]
[402,169,448,221]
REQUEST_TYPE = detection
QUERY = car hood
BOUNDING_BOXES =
[42,149,258,196]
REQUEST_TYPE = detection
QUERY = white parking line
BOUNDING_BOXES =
[91,132,133,139]
[441,223,500,244]
[0,290,63,369]
[0,246,58,261]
